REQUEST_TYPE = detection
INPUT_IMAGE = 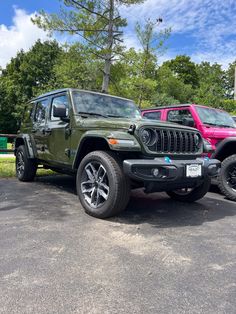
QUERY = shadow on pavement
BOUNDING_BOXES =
[1,175,235,227]
[110,189,236,228]
[35,175,236,228]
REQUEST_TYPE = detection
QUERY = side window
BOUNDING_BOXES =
[34,99,49,123]
[30,103,35,120]
[143,111,161,120]
[167,109,193,125]
[23,102,35,123]
[51,95,69,121]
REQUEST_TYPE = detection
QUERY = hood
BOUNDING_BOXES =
[75,116,199,132]
[201,125,236,140]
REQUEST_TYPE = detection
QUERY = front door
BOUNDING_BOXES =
[44,93,71,166]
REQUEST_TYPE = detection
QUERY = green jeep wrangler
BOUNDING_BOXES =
[15,88,220,218]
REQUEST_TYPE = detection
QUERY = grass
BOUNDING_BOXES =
[0,157,16,177]
[0,157,55,178]
[7,143,13,150]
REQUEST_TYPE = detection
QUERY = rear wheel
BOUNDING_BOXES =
[76,151,130,218]
[218,154,236,201]
[16,145,37,182]
[166,178,211,202]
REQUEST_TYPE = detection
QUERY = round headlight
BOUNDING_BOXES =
[140,128,156,146]
[194,134,201,147]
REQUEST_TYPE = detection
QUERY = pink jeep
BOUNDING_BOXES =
[142,104,236,201]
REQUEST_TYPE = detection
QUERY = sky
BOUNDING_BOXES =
[0,0,236,69]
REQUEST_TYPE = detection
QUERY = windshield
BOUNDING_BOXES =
[196,106,236,128]
[72,91,141,119]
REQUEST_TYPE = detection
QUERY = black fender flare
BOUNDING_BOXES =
[211,137,236,160]
[72,136,110,169]
[15,134,36,159]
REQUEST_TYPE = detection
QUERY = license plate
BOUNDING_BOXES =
[186,164,202,177]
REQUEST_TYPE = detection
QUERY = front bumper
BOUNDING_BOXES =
[123,157,221,192]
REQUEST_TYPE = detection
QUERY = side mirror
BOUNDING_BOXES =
[53,104,67,119]
[182,117,195,127]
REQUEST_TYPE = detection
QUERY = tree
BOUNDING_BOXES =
[109,48,158,106]
[135,18,170,106]
[193,62,225,108]
[225,60,236,99]
[0,82,17,133]
[155,65,193,103]
[32,0,144,93]
[163,55,199,88]
[52,43,102,90]
[0,40,62,133]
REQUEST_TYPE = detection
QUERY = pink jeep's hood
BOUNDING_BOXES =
[201,125,236,140]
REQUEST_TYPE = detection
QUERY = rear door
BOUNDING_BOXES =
[32,98,49,160]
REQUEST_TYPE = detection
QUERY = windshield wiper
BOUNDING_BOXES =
[203,122,234,128]
[107,114,124,118]
[203,122,218,126]
[216,124,235,128]
[78,111,108,118]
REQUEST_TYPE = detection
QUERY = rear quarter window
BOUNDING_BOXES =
[143,111,161,120]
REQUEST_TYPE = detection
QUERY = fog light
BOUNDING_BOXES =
[152,168,160,177]
[208,164,219,176]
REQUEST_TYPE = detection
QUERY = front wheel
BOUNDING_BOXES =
[166,178,211,202]
[16,145,37,181]
[76,151,130,218]
[218,154,236,201]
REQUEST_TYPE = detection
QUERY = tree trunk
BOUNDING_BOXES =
[101,0,114,93]
[138,44,149,108]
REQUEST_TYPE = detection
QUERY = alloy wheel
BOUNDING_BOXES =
[16,151,25,177]
[81,161,110,208]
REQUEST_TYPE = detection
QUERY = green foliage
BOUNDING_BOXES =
[32,0,145,92]
[156,65,194,103]
[225,60,236,98]
[151,93,180,106]
[109,48,158,105]
[51,43,102,90]
[0,1,235,133]
[193,62,226,108]
[163,55,199,88]
[219,99,236,112]
[0,40,62,133]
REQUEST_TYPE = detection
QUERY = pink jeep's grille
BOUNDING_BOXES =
[149,129,201,154]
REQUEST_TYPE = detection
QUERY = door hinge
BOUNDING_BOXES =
[65,128,72,136]
[65,148,70,157]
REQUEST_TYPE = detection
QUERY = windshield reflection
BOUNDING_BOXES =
[196,106,236,128]
[73,91,141,119]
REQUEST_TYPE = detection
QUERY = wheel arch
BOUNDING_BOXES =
[212,138,236,161]
[73,136,111,170]
[15,135,36,158]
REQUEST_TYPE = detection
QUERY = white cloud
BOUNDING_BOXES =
[121,0,236,67]
[0,7,49,68]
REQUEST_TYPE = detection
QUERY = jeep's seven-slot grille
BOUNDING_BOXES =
[148,129,200,154]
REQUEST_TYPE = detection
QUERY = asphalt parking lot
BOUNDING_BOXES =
[0,176,235,314]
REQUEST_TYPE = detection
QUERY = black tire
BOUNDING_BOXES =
[166,178,211,202]
[16,145,37,182]
[218,154,236,201]
[76,151,130,218]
